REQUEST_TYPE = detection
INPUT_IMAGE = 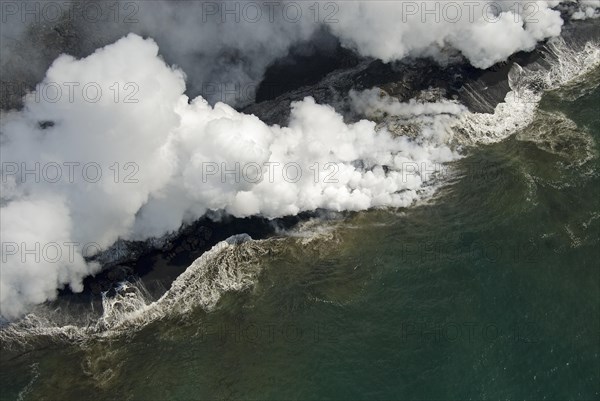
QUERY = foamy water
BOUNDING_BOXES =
[455,37,600,145]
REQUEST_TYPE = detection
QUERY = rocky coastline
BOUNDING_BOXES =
[1,8,598,311]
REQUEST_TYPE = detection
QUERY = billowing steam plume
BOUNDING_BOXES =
[1,0,598,319]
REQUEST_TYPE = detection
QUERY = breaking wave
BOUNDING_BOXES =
[455,37,600,145]
[351,37,600,153]
[0,235,269,347]
[0,224,341,348]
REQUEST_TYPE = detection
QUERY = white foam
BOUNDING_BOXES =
[16,363,39,401]
[455,37,600,145]
[0,235,266,345]
[350,38,600,149]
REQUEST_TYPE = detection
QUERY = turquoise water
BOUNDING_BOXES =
[1,69,599,400]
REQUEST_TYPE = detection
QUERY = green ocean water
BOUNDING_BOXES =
[1,68,599,401]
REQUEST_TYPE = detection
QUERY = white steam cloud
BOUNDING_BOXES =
[1,34,461,319]
[104,0,570,79]
[2,1,595,108]
[330,0,565,68]
[570,0,600,19]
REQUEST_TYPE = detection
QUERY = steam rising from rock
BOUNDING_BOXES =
[0,34,459,319]
[330,1,565,68]
[2,1,597,108]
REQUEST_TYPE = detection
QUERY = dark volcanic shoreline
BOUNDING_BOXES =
[80,16,599,307]
[57,213,312,308]
[1,12,598,316]
[245,19,600,124]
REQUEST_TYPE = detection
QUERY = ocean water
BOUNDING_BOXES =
[1,66,599,400]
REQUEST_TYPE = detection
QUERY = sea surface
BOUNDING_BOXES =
[1,65,599,401]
